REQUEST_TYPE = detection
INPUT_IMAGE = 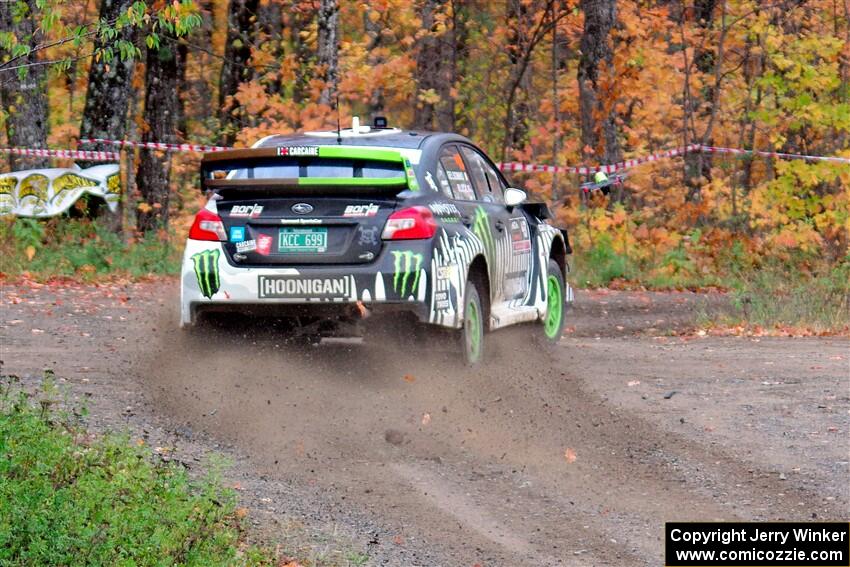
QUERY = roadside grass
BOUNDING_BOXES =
[720,262,850,333]
[0,217,181,281]
[572,236,850,333]
[0,373,276,566]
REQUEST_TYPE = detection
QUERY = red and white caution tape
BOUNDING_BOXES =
[498,144,703,175]
[498,144,848,175]
[8,139,849,171]
[700,146,850,164]
[1,147,120,161]
[78,138,228,153]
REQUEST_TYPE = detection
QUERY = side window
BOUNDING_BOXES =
[460,146,505,204]
[438,145,476,201]
[435,164,453,198]
[459,146,491,202]
[482,160,506,203]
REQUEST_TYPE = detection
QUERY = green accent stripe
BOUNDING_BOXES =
[295,177,407,187]
[317,147,404,162]
[211,249,221,292]
[192,254,204,296]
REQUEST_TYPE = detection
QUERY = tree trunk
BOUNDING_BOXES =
[291,5,313,104]
[414,0,452,129]
[136,39,182,233]
[78,0,137,167]
[551,16,561,200]
[681,0,721,203]
[317,0,339,107]
[0,0,50,170]
[258,0,283,96]
[578,0,621,180]
[504,0,531,155]
[364,5,385,117]
[219,0,259,145]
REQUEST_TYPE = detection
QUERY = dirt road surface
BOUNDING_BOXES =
[2,279,848,566]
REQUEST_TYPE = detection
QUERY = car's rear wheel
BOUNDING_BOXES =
[460,281,484,365]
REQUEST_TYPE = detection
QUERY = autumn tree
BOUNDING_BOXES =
[137,35,183,232]
[0,0,49,170]
[577,0,622,193]
[77,0,138,171]
[414,0,456,130]
[219,0,260,144]
[317,0,339,107]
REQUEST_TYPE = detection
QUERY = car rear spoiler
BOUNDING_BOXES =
[200,145,419,194]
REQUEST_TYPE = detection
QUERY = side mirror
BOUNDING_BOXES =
[504,187,527,207]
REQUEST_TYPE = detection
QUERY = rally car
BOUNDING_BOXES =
[180,119,573,364]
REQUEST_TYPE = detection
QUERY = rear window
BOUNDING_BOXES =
[206,158,406,180]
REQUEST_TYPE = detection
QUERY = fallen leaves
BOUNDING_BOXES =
[403,374,415,383]
[564,448,577,463]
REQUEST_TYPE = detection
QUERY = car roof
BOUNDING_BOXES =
[255,130,470,151]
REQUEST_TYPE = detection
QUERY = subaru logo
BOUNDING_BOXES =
[291,203,313,215]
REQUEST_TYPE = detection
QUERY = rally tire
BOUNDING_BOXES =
[460,281,485,365]
[538,259,566,344]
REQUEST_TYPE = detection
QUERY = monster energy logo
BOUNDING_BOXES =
[472,207,495,261]
[191,249,221,299]
[391,250,423,296]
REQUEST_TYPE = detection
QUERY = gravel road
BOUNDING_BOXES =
[2,279,847,566]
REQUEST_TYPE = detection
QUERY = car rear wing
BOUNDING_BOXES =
[200,145,419,195]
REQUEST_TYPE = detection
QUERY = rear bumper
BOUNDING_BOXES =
[180,239,435,326]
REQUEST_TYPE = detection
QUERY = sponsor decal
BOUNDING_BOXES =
[229,226,246,242]
[191,249,221,299]
[277,146,319,157]
[107,173,121,194]
[18,174,49,203]
[429,202,461,217]
[256,233,273,255]
[391,250,423,297]
[291,202,314,214]
[258,275,350,299]
[436,265,456,280]
[51,188,73,206]
[280,218,323,225]
[343,203,379,217]
[0,177,18,196]
[235,239,257,253]
[472,207,495,262]
[357,225,380,246]
[510,218,531,254]
[446,170,467,181]
[434,290,450,310]
[53,173,98,193]
[424,171,438,191]
[403,158,419,191]
[229,204,263,218]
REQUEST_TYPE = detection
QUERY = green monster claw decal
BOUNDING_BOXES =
[391,250,423,296]
[472,207,495,261]
[191,249,221,299]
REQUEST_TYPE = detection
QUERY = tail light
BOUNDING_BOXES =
[188,208,227,241]
[381,206,438,240]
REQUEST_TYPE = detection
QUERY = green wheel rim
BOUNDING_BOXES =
[544,275,563,339]
[465,295,481,362]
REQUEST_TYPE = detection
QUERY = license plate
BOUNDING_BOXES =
[278,227,327,253]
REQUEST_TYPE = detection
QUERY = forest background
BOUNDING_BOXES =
[1,0,848,331]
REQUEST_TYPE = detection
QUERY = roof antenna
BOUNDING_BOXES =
[335,84,342,145]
